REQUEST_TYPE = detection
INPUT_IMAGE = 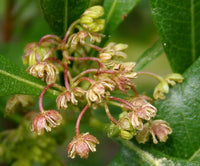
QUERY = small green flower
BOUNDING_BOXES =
[165,73,184,86]
[153,81,169,100]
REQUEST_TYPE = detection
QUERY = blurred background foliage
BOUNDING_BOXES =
[0,0,171,165]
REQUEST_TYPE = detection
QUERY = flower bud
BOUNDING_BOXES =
[56,91,78,110]
[99,43,128,64]
[153,81,169,100]
[107,123,120,138]
[5,95,34,115]
[28,62,58,84]
[68,132,99,159]
[165,73,184,86]
[23,42,51,66]
[31,110,62,135]
[119,130,135,140]
[81,6,105,32]
[113,43,128,51]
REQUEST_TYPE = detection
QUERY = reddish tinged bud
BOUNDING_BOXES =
[67,133,99,159]
[56,91,78,110]
[31,110,62,135]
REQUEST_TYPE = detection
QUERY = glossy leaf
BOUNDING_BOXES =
[40,0,89,37]
[0,55,59,97]
[150,0,200,73]
[151,56,200,159]
[109,140,199,166]
[103,0,141,35]
[135,40,163,71]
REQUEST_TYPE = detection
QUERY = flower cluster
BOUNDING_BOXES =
[4,5,184,159]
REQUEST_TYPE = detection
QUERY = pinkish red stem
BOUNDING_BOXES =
[73,77,95,87]
[81,43,103,52]
[108,96,135,110]
[105,103,118,125]
[75,104,89,136]
[67,56,105,68]
[72,69,98,82]
[44,57,64,68]
[39,84,54,113]
[38,35,62,45]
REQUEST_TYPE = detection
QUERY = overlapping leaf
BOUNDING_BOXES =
[150,0,200,73]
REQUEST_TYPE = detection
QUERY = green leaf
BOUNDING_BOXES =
[0,55,59,97]
[135,40,163,72]
[103,0,141,35]
[40,0,89,37]
[40,0,68,37]
[109,140,199,166]
[151,56,200,159]
[149,0,200,73]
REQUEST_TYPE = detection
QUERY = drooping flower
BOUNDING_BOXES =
[86,79,115,104]
[111,62,137,93]
[56,91,78,110]
[153,81,169,100]
[28,62,59,84]
[67,133,99,158]
[31,110,62,135]
[128,95,157,120]
[136,120,172,144]
[164,73,184,86]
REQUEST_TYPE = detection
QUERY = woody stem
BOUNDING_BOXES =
[75,104,89,136]
[39,84,54,113]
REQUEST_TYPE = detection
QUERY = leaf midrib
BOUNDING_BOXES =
[0,69,60,96]
[105,0,119,24]
[191,0,196,61]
